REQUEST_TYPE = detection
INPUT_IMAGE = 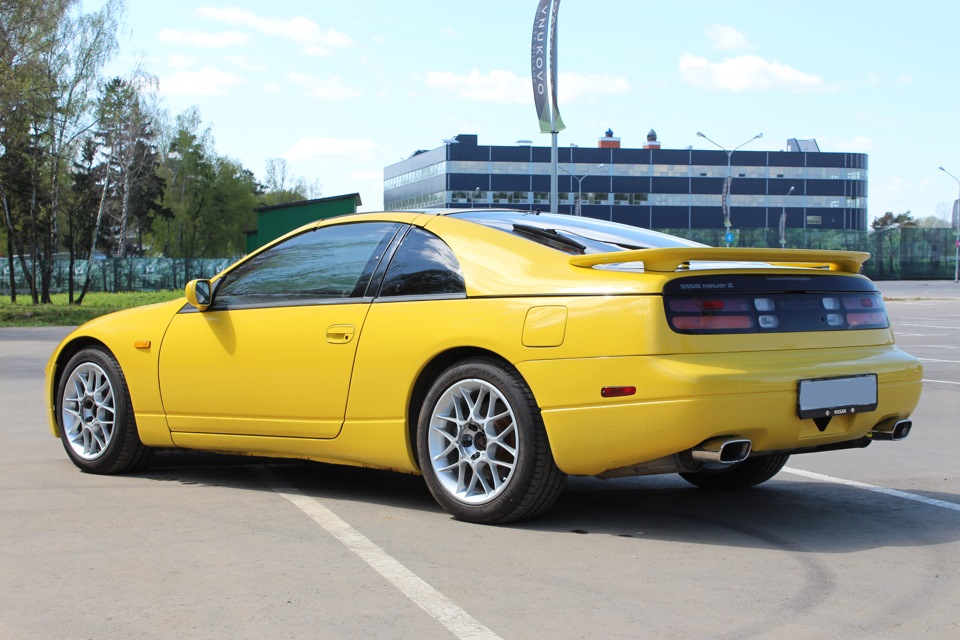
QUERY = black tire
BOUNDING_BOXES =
[416,357,566,524]
[679,453,790,490]
[56,347,153,474]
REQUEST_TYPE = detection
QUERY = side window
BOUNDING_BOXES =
[215,222,400,307]
[378,228,465,298]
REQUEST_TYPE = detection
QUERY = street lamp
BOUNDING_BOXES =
[696,131,763,246]
[559,163,605,216]
[779,185,795,249]
[938,166,960,283]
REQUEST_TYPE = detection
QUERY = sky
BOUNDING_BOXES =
[88,0,960,222]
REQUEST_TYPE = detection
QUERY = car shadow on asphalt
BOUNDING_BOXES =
[137,449,960,554]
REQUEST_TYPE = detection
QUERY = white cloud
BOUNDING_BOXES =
[559,72,630,102]
[706,25,750,51]
[156,28,249,48]
[820,135,875,152]
[425,69,528,104]
[167,54,198,69]
[680,54,823,92]
[424,69,629,104]
[159,67,244,96]
[196,7,354,56]
[226,55,268,72]
[287,71,361,99]
[282,137,379,162]
[853,111,899,128]
[348,169,384,182]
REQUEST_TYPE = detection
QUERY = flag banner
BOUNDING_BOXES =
[531,0,565,134]
[721,175,733,227]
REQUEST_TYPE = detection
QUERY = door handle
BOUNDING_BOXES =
[326,324,355,344]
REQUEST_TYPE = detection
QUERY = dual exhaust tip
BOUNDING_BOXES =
[688,420,911,468]
[691,438,752,465]
[870,419,912,441]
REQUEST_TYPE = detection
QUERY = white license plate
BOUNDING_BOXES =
[798,375,878,419]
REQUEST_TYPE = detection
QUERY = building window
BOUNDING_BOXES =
[492,162,529,175]
[389,192,445,210]
[448,160,490,174]
[384,162,446,190]
[654,164,689,177]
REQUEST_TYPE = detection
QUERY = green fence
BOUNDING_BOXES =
[1,257,233,295]
[663,227,958,280]
[1,227,957,295]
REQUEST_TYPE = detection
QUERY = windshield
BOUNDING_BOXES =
[450,210,706,255]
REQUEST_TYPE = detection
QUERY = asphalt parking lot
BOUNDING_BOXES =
[2,284,958,639]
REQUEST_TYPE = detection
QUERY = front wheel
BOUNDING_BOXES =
[679,453,790,490]
[56,347,153,474]
[417,358,565,524]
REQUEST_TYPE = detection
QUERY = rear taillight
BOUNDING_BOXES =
[665,292,889,334]
[667,297,754,332]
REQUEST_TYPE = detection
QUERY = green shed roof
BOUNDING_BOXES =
[245,193,362,253]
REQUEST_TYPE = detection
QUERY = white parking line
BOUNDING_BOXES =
[783,467,960,513]
[897,323,960,329]
[908,344,960,349]
[919,358,960,363]
[923,379,960,385]
[254,467,503,640]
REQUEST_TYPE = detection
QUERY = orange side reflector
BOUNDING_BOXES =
[134,340,152,349]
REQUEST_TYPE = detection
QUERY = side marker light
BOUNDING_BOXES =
[601,386,637,398]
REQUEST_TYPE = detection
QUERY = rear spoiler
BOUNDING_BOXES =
[568,247,870,275]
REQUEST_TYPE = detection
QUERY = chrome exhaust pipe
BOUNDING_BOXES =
[871,419,912,441]
[690,438,752,465]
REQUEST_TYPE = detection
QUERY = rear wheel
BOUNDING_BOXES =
[57,347,153,474]
[417,357,565,524]
[679,454,790,490]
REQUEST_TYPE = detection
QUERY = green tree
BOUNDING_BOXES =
[96,74,167,258]
[0,0,70,302]
[0,0,122,303]
[65,136,102,302]
[259,157,321,206]
[916,214,952,229]
[152,108,258,281]
[871,211,915,279]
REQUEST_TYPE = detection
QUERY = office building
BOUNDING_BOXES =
[383,131,868,232]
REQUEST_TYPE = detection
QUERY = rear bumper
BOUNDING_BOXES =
[517,346,923,476]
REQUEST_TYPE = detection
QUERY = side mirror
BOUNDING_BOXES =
[185,279,213,311]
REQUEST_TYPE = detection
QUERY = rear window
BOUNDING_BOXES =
[451,210,704,255]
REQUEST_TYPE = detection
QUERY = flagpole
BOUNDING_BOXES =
[531,0,564,213]
[551,132,558,213]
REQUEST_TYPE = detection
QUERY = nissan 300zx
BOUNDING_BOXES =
[45,209,923,523]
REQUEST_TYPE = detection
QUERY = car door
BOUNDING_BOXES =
[158,221,403,439]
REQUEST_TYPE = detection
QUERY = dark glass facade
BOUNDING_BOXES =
[383,134,868,232]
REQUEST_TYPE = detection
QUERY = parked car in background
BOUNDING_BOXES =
[45,209,922,523]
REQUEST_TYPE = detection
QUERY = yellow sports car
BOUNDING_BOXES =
[45,209,923,523]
